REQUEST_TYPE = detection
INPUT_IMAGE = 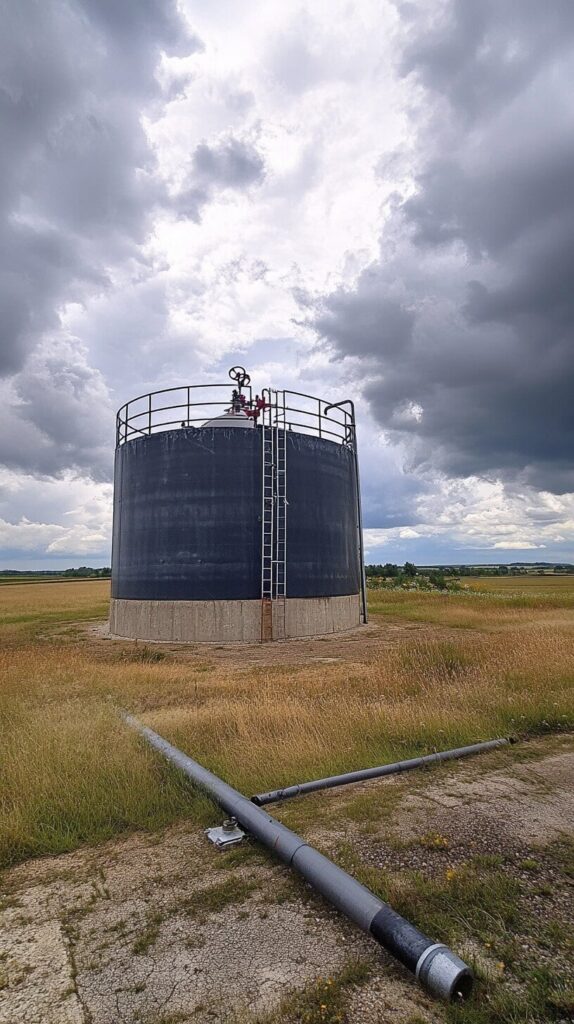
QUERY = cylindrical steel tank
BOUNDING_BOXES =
[110,373,366,642]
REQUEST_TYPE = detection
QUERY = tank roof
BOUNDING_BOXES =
[202,410,255,428]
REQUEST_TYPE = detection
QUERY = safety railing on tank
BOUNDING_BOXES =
[115,384,357,450]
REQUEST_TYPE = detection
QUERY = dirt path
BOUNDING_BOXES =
[85,617,480,666]
[1,735,572,1024]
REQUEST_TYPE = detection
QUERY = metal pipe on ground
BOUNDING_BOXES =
[122,713,473,1002]
[252,738,511,807]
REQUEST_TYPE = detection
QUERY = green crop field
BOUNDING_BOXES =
[465,574,574,593]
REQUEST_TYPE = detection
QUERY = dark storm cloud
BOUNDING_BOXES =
[0,338,113,482]
[176,137,266,222]
[399,0,574,123]
[0,1,264,485]
[312,274,415,359]
[309,0,574,493]
[0,0,201,378]
[193,138,265,188]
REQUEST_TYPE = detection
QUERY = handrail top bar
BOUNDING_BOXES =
[117,381,243,413]
[117,384,352,414]
[116,379,357,450]
[122,398,347,424]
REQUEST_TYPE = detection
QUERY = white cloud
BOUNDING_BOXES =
[0,469,112,563]
[360,475,574,560]
[0,517,109,557]
[493,541,545,550]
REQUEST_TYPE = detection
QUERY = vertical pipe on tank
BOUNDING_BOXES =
[110,430,123,617]
[325,400,368,624]
[352,423,368,624]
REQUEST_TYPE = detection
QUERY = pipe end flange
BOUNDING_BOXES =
[416,944,473,1001]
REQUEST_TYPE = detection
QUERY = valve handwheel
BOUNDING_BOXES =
[228,365,251,389]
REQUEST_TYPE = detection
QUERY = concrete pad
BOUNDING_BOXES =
[0,902,83,1024]
[110,594,361,643]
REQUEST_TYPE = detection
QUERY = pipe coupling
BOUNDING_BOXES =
[416,943,473,1000]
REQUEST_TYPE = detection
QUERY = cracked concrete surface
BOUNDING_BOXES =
[1,825,377,1024]
[1,736,572,1023]
[396,742,574,846]
[80,903,361,1023]
[0,899,83,1024]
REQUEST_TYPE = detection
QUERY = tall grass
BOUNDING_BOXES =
[0,581,573,868]
[0,701,209,866]
[142,628,574,793]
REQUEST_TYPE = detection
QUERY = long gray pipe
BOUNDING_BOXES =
[252,737,510,807]
[123,713,473,1001]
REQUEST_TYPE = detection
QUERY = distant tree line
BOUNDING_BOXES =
[60,566,111,578]
[365,562,574,579]
[364,562,417,578]
[1,567,111,578]
[364,562,450,589]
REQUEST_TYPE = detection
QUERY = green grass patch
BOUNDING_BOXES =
[367,584,574,627]
[0,703,216,868]
[249,959,372,1023]
[180,876,258,921]
[335,850,522,950]
[546,836,574,878]
[447,967,574,1024]
[132,909,164,955]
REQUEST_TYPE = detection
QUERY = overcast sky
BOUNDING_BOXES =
[1,0,573,569]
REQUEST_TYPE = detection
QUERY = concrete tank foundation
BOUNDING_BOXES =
[109,594,361,643]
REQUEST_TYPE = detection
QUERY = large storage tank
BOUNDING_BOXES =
[110,368,367,642]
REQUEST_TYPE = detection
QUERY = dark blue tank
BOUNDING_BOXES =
[111,426,360,601]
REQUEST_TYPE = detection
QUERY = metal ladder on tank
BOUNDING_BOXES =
[261,390,287,640]
[274,390,287,638]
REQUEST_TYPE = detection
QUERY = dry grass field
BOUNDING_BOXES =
[1,578,573,868]
[1,576,573,1023]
